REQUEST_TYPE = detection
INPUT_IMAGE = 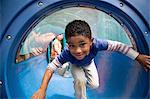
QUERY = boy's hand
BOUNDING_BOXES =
[31,88,46,99]
[136,54,150,71]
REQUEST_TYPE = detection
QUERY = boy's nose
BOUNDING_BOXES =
[75,47,82,53]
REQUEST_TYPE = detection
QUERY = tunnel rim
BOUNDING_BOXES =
[2,0,149,98]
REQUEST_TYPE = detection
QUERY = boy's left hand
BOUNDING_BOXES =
[136,54,150,71]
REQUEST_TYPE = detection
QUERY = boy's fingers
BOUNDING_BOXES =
[147,61,150,65]
[147,64,150,68]
[146,61,150,68]
[145,55,150,59]
[144,66,148,72]
[31,94,36,99]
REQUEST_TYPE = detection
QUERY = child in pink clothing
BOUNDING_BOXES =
[50,34,64,60]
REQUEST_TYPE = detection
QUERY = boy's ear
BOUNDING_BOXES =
[91,38,94,42]
[90,38,94,46]
[66,43,69,48]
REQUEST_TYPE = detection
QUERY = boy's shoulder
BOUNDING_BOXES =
[92,38,108,50]
[93,38,108,44]
[61,47,70,54]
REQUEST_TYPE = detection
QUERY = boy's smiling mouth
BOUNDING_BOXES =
[74,54,84,59]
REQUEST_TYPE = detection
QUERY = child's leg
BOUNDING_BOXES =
[71,65,87,99]
[57,62,69,76]
[57,62,72,77]
[83,59,99,89]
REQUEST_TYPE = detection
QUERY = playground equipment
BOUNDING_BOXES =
[0,0,149,98]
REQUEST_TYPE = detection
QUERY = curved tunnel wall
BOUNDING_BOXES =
[0,0,150,98]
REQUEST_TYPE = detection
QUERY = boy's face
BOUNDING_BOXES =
[67,35,92,60]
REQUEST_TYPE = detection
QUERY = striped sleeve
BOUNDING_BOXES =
[107,40,139,60]
[47,57,62,71]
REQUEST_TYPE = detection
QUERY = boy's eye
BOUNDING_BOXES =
[79,43,86,47]
[69,44,75,48]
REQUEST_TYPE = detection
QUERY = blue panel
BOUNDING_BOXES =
[126,0,150,29]
[0,0,150,98]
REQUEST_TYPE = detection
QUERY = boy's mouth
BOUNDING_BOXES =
[74,54,85,60]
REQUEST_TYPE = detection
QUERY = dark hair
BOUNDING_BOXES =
[65,20,92,40]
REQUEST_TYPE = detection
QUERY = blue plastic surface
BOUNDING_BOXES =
[0,0,150,98]
[5,53,149,98]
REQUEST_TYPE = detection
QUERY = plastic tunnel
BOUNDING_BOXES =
[0,0,150,98]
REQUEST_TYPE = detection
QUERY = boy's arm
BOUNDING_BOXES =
[107,40,139,60]
[31,69,54,99]
[31,58,61,99]
[107,40,150,70]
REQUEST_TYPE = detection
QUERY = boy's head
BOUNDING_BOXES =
[65,20,92,41]
[65,20,93,60]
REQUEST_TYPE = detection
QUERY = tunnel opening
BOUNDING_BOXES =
[1,0,149,98]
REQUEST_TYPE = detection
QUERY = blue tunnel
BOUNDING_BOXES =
[0,0,150,98]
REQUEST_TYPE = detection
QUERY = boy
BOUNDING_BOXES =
[32,20,150,99]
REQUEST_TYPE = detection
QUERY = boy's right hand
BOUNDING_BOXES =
[136,54,150,71]
[31,88,46,99]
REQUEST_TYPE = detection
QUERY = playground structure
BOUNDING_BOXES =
[0,0,150,98]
